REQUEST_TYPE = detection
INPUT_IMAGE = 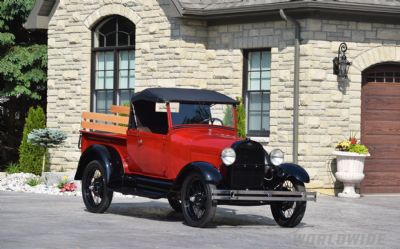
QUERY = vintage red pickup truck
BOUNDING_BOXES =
[75,88,316,228]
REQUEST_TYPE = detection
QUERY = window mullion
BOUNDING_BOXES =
[259,52,263,132]
[114,49,119,106]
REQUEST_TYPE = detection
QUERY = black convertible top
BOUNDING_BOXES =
[131,88,238,105]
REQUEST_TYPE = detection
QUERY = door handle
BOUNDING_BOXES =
[138,139,143,145]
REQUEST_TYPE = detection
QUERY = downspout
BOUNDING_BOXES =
[279,9,301,164]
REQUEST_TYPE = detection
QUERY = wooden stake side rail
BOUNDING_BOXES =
[110,105,130,115]
[81,105,130,134]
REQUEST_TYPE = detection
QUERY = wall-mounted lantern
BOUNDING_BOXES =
[333,43,351,79]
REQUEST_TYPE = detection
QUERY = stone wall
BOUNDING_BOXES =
[207,19,400,191]
[47,0,209,170]
[47,0,400,192]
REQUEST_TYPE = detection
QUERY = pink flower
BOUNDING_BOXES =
[60,182,77,192]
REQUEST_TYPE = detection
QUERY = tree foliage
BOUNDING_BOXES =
[0,0,47,169]
[18,106,46,175]
[236,97,246,138]
[0,0,47,100]
[28,128,67,148]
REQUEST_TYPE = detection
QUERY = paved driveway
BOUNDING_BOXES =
[0,191,399,249]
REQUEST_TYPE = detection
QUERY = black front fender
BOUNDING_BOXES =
[75,144,124,188]
[278,163,310,183]
[174,162,222,190]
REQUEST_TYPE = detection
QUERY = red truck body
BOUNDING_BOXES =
[80,125,239,181]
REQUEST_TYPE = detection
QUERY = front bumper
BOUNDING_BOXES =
[212,189,317,202]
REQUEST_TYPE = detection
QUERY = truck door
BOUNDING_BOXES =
[127,101,169,177]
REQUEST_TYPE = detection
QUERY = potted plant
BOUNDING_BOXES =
[333,135,370,198]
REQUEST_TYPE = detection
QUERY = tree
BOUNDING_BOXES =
[18,106,46,175]
[0,0,47,169]
[28,128,67,174]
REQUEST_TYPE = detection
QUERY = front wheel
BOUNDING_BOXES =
[82,160,113,213]
[270,179,306,227]
[181,172,217,228]
[167,195,182,212]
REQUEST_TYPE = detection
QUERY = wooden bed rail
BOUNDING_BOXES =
[81,105,130,134]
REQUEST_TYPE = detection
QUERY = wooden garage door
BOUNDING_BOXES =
[361,64,400,194]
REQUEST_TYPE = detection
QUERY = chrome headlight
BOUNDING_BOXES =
[221,148,236,166]
[270,149,284,166]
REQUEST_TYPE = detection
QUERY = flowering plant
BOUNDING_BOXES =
[335,134,369,154]
[60,182,77,192]
[57,176,77,192]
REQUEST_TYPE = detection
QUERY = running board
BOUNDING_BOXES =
[212,190,317,202]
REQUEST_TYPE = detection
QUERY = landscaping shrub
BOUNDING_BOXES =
[236,97,246,138]
[28,128,67,174]
[223,105,234,127]
[18,106,47,175]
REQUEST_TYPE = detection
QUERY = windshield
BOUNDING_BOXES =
[171,103,235,128]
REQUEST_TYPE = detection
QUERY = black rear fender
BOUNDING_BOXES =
[75,144,124,188]
[173,162,222,190]
[277,163,310,183]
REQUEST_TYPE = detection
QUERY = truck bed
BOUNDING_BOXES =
[79,105,130,159]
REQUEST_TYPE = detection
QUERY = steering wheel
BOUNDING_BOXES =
[200,118,224,125]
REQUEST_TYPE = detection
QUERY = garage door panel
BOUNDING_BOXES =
[362,135,400,145]
[365,159,399,172]
[363,121,400,135]
[361,172,400,186]
[363,84,400,95]
[367,144,400,159]
[364,96,400,110]
[361,186,400,194]
[362,110,400,121]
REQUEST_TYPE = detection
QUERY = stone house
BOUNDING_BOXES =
[25,0,400,194]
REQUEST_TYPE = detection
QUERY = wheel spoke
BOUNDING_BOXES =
[280,180,296,219]
[184,178,208,221]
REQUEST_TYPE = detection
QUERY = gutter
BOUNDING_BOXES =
[171,1,400,23]
[279,9,301,165]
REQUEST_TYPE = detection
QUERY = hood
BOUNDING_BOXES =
[170,126,240,166]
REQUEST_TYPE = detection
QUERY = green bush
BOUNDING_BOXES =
[236,97,246,138]
[5,163,21,174]
[18,106,47,175]
[223,105,233,127]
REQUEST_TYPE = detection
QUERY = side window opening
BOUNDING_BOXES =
[134,101,168,135]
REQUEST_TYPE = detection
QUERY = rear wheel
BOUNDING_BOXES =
[82,160,113,213]
[270,179,306,227]
[181,172,216,228]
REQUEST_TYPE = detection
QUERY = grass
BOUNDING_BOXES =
[5,163,22,174]
[26,177,41,187]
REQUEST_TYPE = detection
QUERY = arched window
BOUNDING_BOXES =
[92,16,135,113]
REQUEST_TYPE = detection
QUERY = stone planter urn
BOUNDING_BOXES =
[332,151,370,198]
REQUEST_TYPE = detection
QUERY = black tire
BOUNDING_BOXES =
[270,179,307,227]
[82,160,113,213]
[168,196,182,212]
[181,172,216,228]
